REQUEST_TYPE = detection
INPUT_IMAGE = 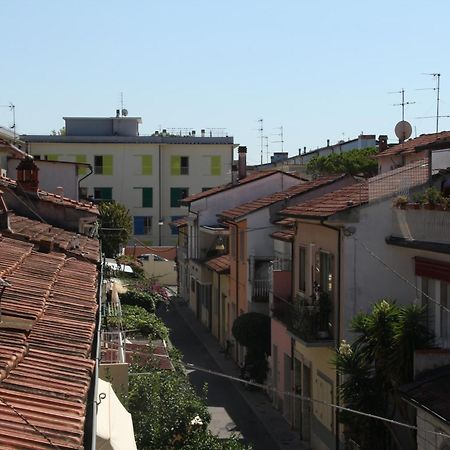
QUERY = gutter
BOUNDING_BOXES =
[320,219,341,450]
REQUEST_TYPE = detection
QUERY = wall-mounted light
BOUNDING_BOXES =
[215,236,225,252]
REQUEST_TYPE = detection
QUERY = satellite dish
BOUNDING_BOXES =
[121,109,128,117]
[395,120,412,142]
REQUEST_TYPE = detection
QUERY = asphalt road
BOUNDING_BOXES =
[158,306,279,450]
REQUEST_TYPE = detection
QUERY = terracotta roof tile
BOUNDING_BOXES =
[0,235,98,449]
[375,131,450,159]
[181,170,301,205]
[6,212,100,262]
[280,181,368,219]
[270,230,295,242]
[205,255,231,274]
[0,175,99,215]
[219,175,346,220]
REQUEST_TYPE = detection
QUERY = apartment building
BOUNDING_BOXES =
[21,114,235,245]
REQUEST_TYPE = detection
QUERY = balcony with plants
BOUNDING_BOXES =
[390,186,450,248]
[272,284,334,345]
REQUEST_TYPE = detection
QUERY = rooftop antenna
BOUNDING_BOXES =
[272,126,284,152]
[0,103,16,141]
[257,118,264,165]
[120,92,128,117]
[416,73,448,132]
[389,88,415,122]
[264,136,269,163]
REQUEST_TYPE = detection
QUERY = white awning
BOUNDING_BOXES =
[96,378,137,450]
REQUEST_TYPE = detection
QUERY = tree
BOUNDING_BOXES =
[306,147,379,177]
[232,312,270,383]
[334,300,433,449]
[98,202,132,257]
[51,126,66,136]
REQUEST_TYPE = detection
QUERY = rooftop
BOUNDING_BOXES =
[205,255,231,274]
[280,180,368,220]
[218,174,346,220]
[375,131,450,159]
[0,235,98,449]
[182,170,301,205]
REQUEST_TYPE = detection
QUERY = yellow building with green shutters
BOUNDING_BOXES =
[22,115,235,245]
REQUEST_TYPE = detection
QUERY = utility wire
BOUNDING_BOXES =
[0,395,62,450]
[129,360,450,440]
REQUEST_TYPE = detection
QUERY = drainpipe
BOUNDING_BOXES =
[158,144,162,246]
[320,219,341,450]
[78,164,93,201]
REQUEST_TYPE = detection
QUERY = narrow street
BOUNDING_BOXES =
[158,305,280,450]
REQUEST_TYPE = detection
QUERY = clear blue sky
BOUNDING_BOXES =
[1,0,449,164]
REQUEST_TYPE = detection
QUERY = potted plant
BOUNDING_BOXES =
[393,195,408,209]
[424,187,443,209]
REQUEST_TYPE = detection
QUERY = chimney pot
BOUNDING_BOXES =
[201,129,206,137]
[116,109,120,118]
[378,135,388,152]
[16,158,39,193]
[0,191,11,232]
[238,146,247,180]
[38,238,54,254]
[327,139,330,147]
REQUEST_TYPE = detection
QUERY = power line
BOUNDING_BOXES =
[129,360,450,440]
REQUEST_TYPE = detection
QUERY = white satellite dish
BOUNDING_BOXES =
[395,120,412,142]
[121,109,128,117]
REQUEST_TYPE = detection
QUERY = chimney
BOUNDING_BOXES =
[238,146,247,180]
[303,147,307,154]
[38,238,54,254]
[327,139,330,147]
[201,129,206,137]
[378,135,388,152]
[231,164,238,184]
[16,158,39,193]
[0,191,11,232]
[116,109,120,118]
[191,130,196,136]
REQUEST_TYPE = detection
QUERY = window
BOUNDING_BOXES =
[211,155,221,176]
[171,156,189,175]
[94,155,113,175]
[76,155,87,175]
[141,155,153,175]
[134,216,152,235]
[171,216,183,235]
[170,187,189,207]
[94,187,112,201]
[142,187,153,207]
[316,251,333,294]
[299,246,306,292]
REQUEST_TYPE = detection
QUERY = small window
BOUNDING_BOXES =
[170,187,189,207]
[94,187,112,201]
[316,251,333,294]
[134,216,152,235]
[94,155,113,175]
[171,156,189,175]
[180,156,189,175]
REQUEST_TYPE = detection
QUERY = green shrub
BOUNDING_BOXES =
[120,289,157,312]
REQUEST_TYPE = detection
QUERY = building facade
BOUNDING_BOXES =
[22,115,235,245]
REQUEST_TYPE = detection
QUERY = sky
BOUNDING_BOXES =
[1,0,450,164]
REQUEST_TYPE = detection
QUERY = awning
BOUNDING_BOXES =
[96,378,137,450]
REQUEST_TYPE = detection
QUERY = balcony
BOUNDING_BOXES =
[252,279,271,302]
[272,295,333,345]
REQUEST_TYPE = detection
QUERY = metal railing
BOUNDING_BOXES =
[252,279,271,302]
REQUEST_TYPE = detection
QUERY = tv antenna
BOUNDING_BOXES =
[0,103,16,141]
[119,92,128,117]
[272,126,284,152]
[389,89,415,122]
[416,73,448,132]
[264,136,269,163]
[257,118,264,165]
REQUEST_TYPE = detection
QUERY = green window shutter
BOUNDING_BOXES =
[142,155,152,175]
[103,155,113,175]
[211,155,221,175]
[142,188,153,207]
[171,187,188,207]
[76,154,87,175]
[47,154,59,161]
[171,156,181,175]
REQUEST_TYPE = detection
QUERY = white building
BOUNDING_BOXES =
[21,115,235,245]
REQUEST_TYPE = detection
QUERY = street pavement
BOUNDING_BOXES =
[158,301,310,450]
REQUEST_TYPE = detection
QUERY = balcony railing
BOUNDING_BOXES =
[272,298,333,343]
[252,279,271,302]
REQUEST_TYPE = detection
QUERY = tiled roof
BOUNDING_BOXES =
[6,212,100,262]
[218,175,346,220]
[0,175,99,215]
[0,235,98,449]
[270,230,295,242]
[375,131,450,159]
[280,181,368,219]
[205,255,230,274]
[400,364,450,423]
[181,170,301,205]
[124,246,176,261]
[170,216,189,228]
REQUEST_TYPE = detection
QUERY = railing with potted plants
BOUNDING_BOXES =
[272,284,333,342]
[393,187,450,211]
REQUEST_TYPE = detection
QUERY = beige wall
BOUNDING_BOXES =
[99,363,129,401]
[142,259,177,285]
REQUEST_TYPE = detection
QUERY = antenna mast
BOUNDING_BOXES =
[0,103,16,141]
[258,118,264,165]
[416,73,445,133]
[390,89,415,122]
[264,136,269,163]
